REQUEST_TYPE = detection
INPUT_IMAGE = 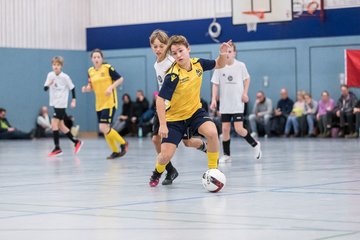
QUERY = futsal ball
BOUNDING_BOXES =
[202,169,226,193]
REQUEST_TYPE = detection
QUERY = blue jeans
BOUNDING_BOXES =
[306,114,315,135]
[285,116,299,135]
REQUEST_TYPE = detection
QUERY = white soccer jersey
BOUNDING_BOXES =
[211,60,250,114]
[44,71,75,108]
[154,54,174,90]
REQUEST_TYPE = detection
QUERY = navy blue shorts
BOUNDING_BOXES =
[162,108,213,146]
[97,107,116,124]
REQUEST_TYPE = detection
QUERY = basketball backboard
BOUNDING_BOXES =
[232,0,293,25]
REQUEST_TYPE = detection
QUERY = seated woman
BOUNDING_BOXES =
[113,93,133,136]
[284,91,305,137]
[35,106,52,138]
[316,91,335,137]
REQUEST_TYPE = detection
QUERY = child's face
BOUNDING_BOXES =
[92,52,103,67]
[52,62,62,74]
[170,44,190,67]
[151,38,167,58]
[226,46,236,63]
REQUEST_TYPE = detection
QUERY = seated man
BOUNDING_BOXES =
[131,90,149,136]
[334,85,357,137]
[0,108,33,140]
[304,92,318,137]
[268,88,294,137]
[35,106,52,138]
[348,100,360,138]
[249,91,272,138]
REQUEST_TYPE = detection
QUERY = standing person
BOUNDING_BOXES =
[148,35,231,187]
[316,91,335,137]
[44,56,83,156]
[210,42,261,163]
[149,30,207,185]
[82,49,128,159]
[248,91,273,138]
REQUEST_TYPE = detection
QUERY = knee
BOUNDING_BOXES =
[249,114,256,121]
[264,114,271,123]
[222,124,231,134]
[158,152,172,164]
[182,139,191,147]
[99,124,109,134]
[152,135,160,145]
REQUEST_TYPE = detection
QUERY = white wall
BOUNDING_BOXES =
[89,0,232,27]
[0,0,89,50]
[1,0,360,50]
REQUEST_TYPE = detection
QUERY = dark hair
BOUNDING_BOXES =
[91,48,104,58]
[122,93,132,102]
[340,84,348,89]
[0,108,6,113]
[137,90,144,96]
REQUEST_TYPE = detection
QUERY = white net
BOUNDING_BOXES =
[246,22,258,32]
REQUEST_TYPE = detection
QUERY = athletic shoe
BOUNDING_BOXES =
[345,132,359,138]
[106,152,122,160]
[219,155,231,163]
[149,170,162,187]
[162,167,179,185]
[118,141,129,157]
[74,140,83,154]
[254,141,262,160]
[48,148,63,157]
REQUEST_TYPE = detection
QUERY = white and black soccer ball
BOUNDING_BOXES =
[202,169,226,193]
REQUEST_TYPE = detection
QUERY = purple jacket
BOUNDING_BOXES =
[317,98,335,116]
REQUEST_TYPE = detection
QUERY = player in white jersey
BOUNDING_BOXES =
[210,43,261,162]
[149,30,207,185]
[44,56,83,157]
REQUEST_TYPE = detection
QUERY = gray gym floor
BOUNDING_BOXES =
[0,137,359,240]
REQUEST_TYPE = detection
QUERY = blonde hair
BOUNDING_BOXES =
[52,56,64,66]
[166,35,189,53]
[149,29,169,45]
[229,42,237,52]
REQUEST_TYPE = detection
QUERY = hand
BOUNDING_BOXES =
[158,124,168,139]
[242,94,249,103]
[275,109,282,116]
[8,128,15,132]
[105,86,113,96]
[82,85,91,93]
[354,108,360,113]
[336,110,340,117]
[219,40,232,55]
[70,99,76,108]
[131,117,137,123]
[210,100,217,111]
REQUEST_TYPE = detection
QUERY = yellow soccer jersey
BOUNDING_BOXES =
[88,64,121,111]
[159,58,216,121]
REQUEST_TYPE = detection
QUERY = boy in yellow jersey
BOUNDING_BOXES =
[82,49,128,159]
[149,30,207,185]
[149,35,231,187]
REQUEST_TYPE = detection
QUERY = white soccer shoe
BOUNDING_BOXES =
[250,132,258,139]
[254,141,262,160]
[219,155,231,163]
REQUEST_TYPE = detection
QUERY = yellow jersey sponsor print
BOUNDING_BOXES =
[88,64,121,111]
[159,58,216,121]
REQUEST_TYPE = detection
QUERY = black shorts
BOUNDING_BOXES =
[162,108,212,146]
[53,108,67,120]
[221,113,244,123]
[153,112,194,139]
[97,107,116,124]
